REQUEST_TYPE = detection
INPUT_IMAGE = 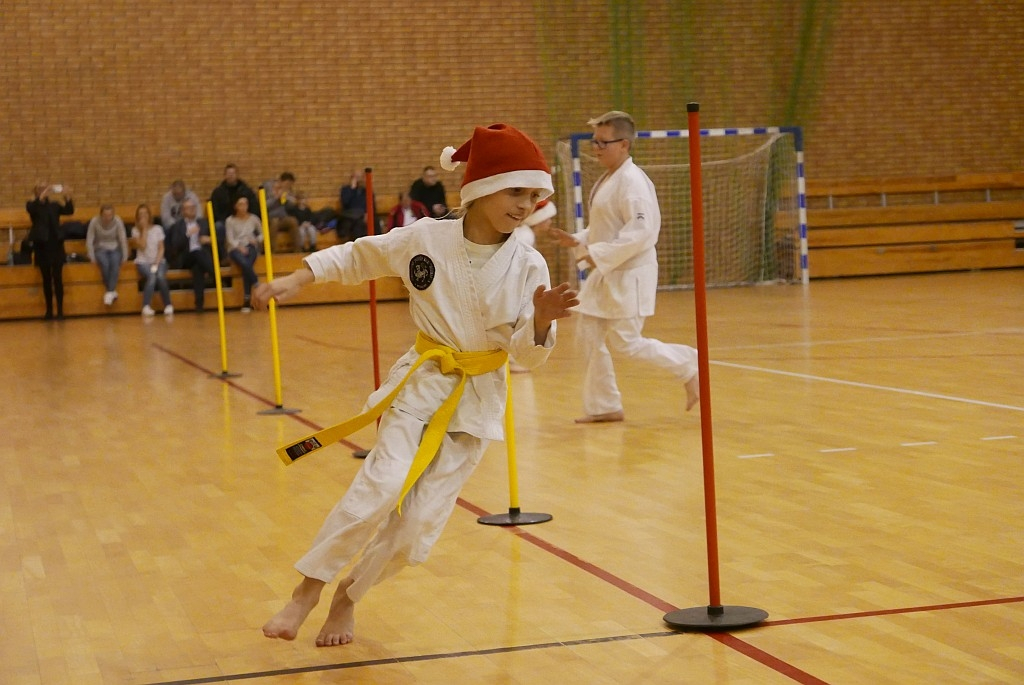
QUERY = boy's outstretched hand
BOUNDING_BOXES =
[251,267,314,310]
[533,282,579,345]
[548,227,580,248]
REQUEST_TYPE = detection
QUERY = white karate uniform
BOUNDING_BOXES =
[294,218,555,600]
[571,157,697,416]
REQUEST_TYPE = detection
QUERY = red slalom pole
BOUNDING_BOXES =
[663,102,768,631]
[364,167,381,388]
[353,167,381,459]
[689,106,721,609]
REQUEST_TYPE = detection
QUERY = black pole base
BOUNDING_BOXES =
[664,605,768,631]
[257,406,302,415]
[478,507,553,526]
[211,371,242,379]
[352,449,369,459]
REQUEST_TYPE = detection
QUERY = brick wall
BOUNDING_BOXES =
[1,0,1020,211]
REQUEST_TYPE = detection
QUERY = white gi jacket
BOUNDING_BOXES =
[304,217,555,441]
[573,157,661,319]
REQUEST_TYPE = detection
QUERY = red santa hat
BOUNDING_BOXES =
[439,124,553,205]
[524,199,557,227]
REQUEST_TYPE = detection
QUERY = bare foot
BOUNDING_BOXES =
[316,577,356,647]
[574,410,625,424]
[263,576,325,641]
[685,376,700,411]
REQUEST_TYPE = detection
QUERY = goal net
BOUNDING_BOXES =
[552,127,806,289]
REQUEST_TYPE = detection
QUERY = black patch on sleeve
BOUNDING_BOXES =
[409,254,435,290]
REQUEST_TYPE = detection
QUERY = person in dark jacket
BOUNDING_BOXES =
[167,199,217,312]
[408,166,450,218]
[26,182,75,320]
[209,163,259,226]
[208,164,257,265]
[338,170,368,241]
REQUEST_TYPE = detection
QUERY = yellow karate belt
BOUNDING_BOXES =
[277,331,508,514]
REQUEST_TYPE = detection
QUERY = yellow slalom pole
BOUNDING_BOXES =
[477,361,552,526]
[206,201,239,378]
[504,362,521,509]
[256,187,299,415]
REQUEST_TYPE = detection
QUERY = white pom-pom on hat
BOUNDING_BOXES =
[524,199,557,226]
[440,146,460,172]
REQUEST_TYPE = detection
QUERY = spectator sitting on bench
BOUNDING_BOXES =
[225,196,262,312]
[287,191,319,252]
[385,191,430,231]
[168,198,217,313]
[338,169,368,241]
[266,172,300,252]
[86,203,129,307]
[160,179,202,230]
[409,165,450,218]
[131,204,173,317]
[210,163,259,239]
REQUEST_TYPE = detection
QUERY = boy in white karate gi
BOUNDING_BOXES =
[255,123,578,647]
[550,110,699,423]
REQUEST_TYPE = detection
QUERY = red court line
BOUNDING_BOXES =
[456,497,679,614]
[153,342,836,683]
[457,498,831,685]
[158,342,1019,685]
[153,342,362,450]
[711,634,831,685]
[764,595,1024,626]
[295,334,380,352]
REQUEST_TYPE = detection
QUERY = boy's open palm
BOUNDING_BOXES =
[548,227,579,248]
[533,283,579,324]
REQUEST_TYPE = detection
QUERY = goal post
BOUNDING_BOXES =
[553,126,808,287]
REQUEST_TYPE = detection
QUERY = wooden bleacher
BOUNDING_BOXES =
[0,253,409,320]
[1,190,462,320]
[805,172,1024,278]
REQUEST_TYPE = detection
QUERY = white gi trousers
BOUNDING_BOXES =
[294,406,487,602]
[577,313,699,416]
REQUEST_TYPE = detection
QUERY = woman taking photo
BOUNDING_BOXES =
[25,182,75,320]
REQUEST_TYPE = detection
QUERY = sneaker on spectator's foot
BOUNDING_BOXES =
[111,291,118,302]
[240,305,252,313]
[102,291,114,306]
[163,305,174,316]
[142,305,156,316]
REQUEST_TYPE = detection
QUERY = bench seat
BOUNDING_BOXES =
[805,175,1024,278]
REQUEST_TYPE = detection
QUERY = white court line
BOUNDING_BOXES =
[740,436,1015,461]
[710,360,1024,412]
[714,327,1024,351]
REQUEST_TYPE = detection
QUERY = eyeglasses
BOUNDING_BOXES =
[590,138,625,149]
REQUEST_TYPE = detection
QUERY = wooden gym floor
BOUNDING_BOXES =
[1,269,1022,684]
